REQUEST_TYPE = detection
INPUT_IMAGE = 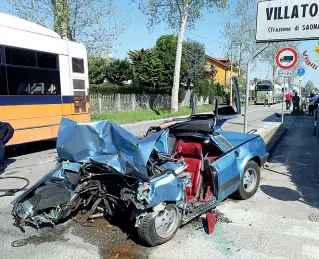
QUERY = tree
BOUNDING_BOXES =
[88,55,109,85]
[184,39,206,88]
[153,35,189,87]
[136,0,227,112]
[222,0,256,81]
[306,80,315,92]
[6,0,129,56]
[206,64,218,80]
[128,49,165,87]
[105,59,133,85]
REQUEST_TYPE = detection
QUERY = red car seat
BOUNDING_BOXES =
[177,140,203,200]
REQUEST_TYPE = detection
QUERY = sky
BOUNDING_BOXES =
[0,0,319,87]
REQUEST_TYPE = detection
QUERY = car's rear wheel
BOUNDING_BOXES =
[137,204,181,246]
[234,160,260,200]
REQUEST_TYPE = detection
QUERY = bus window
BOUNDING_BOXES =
[73,79,85,90]
[74,91,85,101]
[0,46,8,95]
[72,58,84,73]
[0,65,8,95]
[7,66,61,95]
[37,52,58,69]
[74,90,86,113]
[5,47,36,67]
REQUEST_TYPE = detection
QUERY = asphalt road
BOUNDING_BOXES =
[0,104,286,259]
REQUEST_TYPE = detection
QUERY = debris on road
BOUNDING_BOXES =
[309,213,319,223]
[206,212,218,235]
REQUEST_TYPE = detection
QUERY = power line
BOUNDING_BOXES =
[185,30,224,44]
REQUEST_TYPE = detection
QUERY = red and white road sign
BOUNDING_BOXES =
[275,47,298,70]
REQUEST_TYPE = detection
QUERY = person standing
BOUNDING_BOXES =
[285,92,292,110]
[0,121,14,174]
[292,92,300,115]
[264,92,270,107]
[309,94,319,116]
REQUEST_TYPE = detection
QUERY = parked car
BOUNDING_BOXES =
[11,78,268,246]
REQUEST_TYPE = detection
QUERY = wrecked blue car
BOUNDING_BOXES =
[12,79,268,246]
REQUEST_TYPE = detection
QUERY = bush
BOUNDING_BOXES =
[179,87,186,102]
[90,83,171,95]
[224,92,230,105]
[105,58,133,85]
[193,79,219,103]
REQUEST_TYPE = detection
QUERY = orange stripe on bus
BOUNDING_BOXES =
[2,104,91,145]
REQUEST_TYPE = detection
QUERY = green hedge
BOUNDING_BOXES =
[90,83,187,101]
[90,83,172,95]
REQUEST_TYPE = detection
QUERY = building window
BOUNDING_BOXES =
[37,52,58,69]
[72,58,84,73]
[6,66,61,95]
[5,47,36,67]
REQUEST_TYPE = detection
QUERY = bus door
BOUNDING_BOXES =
[67,41,90,122]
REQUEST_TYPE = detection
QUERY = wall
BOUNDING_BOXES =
[90,92,208,114]
[206,59,227,85]
[226,70,239,86]
[206,59,238,86]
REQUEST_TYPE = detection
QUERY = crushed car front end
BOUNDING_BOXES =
[11,119,191,236]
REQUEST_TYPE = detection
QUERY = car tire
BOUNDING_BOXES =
[137,204,181,247]
[234,160,260,200]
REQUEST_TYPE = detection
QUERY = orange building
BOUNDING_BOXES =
[205,55,238,86]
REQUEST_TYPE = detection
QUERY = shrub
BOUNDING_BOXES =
[90,83,171,95]
[224,92,230,105]
[179,87,186,102]
[105,58,133,85]
[193,79,219,103]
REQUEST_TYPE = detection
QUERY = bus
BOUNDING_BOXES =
[255,80,283,105]
[0,13,90,145]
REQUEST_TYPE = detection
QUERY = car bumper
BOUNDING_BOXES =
[261,153,269,165]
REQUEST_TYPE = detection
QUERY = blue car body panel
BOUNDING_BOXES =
[147,172,186,208]
[57,118,164,179]
[210,130,267,201]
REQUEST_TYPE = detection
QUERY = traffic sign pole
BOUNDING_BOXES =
[281,78,287,124]
[297,68,305,97]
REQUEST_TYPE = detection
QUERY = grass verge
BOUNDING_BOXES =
[92,105,215,124]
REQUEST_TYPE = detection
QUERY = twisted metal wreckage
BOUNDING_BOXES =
[11,79,268,246]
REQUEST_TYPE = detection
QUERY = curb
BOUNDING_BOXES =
[263,124,288,158]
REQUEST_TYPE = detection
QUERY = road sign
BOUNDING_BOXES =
[275,47,298,69]
[299,77,303,82]
[278,70,292,77]
[256,0,319,43]
[297,68,305,76]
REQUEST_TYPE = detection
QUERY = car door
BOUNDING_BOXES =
[210,136,241,202]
